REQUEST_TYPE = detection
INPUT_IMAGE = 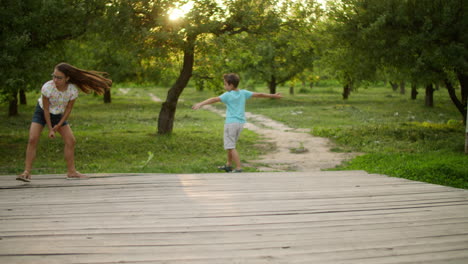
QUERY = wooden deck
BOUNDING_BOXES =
[1,171,468,264]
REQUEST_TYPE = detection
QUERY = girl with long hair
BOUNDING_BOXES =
[16,63,112,182]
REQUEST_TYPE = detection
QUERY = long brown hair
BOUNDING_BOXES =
[55,63,112,95]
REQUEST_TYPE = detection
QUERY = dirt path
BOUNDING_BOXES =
[143,90,356,172]
[202,105,356,172]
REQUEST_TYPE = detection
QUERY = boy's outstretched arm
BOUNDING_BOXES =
[252,92,283,99]
[192,97,221,110]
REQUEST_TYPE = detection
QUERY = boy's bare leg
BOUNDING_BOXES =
[228,149,241,170]
[226,150,232,167]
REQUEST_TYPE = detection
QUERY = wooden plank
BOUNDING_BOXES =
[0,171,467,263]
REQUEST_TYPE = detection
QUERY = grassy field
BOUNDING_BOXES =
[1,85,265,175]
[1,82,467,188]
[247,82,467,189]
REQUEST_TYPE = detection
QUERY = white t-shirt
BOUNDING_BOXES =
[38,80,79,114]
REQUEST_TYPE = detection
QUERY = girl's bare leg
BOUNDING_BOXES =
[57,125,87,178]
[19,123,44,181]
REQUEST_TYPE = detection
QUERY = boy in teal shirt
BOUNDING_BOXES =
[192,73,282,172]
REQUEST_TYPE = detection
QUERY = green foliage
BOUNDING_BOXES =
[246,84,467,189]
[229,1,322,93]
[0,0,108,101]
[338,153,468,189]
[0,86,262,175]
[188,1,324,94]
[320,0,468,113]
[314,122,464,153]
[1,0,466,188]
[1,83,466,189]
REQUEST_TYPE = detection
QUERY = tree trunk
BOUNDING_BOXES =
[445,79,466,123]
[465,73,468,153]
[158,36,196,135]
[104,88,111,103]
[8,91,18,116]
[411,83,418,100]
[289,86,294,95]
[465,131,468,154]
[390,81,398,92]
[425,84,434,107]
[19,89,27,105]
[268,76,277,94]
[399,81,405,95]
[466,105,468,154]
[457,72,468,106]
[342,83,351,100]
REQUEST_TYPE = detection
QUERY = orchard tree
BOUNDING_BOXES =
[0,0,108,116]
[152,0,281,134]
[192,0,323,95]
[62,0,173,103]
[318,43,376,99]
[321,0,395,99]
[238,0,322,94]
[325,0,467,119]
[192,33,237,92]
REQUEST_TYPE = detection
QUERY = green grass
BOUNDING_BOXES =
[0,85,264,175]
[1,82,467,189]
[338,152,468,189]
[246,84,467,189]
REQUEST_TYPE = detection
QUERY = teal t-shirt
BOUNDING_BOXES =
[219,89,253,124]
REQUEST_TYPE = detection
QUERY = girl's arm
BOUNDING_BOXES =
[42,96,55,138]
[252,92,283,99]
[192,97,221,110]
[53,99,76,131]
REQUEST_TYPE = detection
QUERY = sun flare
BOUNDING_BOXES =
[168,9,184,20]
[168,2,194,20]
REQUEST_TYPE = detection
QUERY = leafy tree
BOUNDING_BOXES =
[0,0,107,116]
[94,0,171,84]
[62,0,172,103]
[151,0,281,134]
[192,34,233,92]
[189,1,323,96]
[234,1,322,94]
[324,0,467,119]
[320,0,390,99]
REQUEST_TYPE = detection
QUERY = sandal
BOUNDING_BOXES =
[217,165,233,172]
[66,171,89,180]
[16,171,31,182]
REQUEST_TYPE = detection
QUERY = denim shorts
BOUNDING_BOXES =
[31,103,68,127]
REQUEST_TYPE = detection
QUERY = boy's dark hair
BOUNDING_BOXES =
[223,73,240,88]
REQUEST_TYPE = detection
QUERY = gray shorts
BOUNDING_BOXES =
[224,123,244,150]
